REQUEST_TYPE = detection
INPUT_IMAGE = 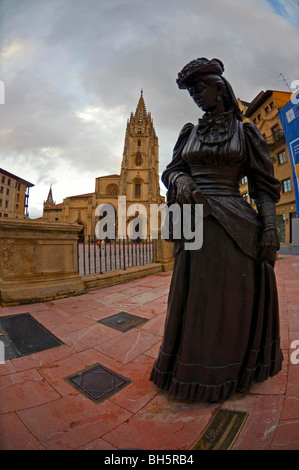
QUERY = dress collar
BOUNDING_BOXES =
[198,109,234,126]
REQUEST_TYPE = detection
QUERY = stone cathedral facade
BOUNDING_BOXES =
[43,92,164,238]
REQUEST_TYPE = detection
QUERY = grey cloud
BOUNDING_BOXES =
[0,0,298,215]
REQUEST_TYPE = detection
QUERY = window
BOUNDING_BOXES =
[7,179,10,186]
[0,186,3,194]
[278,150,287,165]
[6,188,9,196]
[135,154,142,166]
[16,193,19,202]
[269,101,274,109]
[257,114,261,121]
[241,176,248,184]
[137,140,141,147]
[272,124,282,141]
[242,193,248,201]
[253,118,257,125]
[265,106,269,114]
[1,176,5,183]
[5,200,8,208]
[106,184,118,195]
[282,178,292,193]
[16,204,18,209]
[18,183,21,191]
[137,128,142,134]
[4,213,8,217]
[135,183,141,198]
[0,213,2,217]
[0,199,2,206]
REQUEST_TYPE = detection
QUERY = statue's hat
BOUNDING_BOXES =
[177,57,224,89]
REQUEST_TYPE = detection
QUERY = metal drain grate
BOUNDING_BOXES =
[190,408,248,450]
[65,363,131,402]
[0,312,63,360]
[98,311,148,332]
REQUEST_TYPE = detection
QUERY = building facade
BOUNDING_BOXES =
[238,90,297,244]
[43,92,164,237]
[0,168,34,219]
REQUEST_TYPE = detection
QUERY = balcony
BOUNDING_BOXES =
[265,130,285,147]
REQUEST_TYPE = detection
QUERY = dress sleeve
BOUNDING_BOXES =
[244,122,281,203]
[161,123,194,203]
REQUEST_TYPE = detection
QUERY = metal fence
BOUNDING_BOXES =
[78,235,157,275]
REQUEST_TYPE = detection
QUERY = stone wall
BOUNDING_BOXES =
[0,219,85,306]
[0,220,174,307]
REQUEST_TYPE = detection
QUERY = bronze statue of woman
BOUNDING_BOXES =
[150,57,283,402]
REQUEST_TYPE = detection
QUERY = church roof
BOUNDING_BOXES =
[68,192,94,199]
[45,203,63,210]
[100,174,120,178]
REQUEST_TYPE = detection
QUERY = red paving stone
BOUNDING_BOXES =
[0,255,298,450]
[17,394,133,450]
[103,394,218,451]
[0,412,45,450]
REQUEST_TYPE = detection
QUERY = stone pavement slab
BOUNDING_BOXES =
[0,256,298,450]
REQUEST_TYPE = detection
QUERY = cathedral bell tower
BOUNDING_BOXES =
[119,91,161,206]
[43,185,55,209]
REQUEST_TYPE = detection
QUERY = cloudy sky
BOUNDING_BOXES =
[0,0,298,218]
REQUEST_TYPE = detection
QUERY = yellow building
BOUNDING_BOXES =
[43,92,164,237]
[238,90,296,244]
[0,168,34,219]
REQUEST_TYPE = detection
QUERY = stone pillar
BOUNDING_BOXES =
[154,238,174,272]
[0,219,85,306]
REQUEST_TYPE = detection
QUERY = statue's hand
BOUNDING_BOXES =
[259,229,280,267]
[260,245,277,267]
[173,174,198,206]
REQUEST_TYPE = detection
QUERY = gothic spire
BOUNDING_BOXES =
[45,185,55,205]
[135,90,147,123]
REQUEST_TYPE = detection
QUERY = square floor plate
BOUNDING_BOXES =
[97,311,148,332]
[65,363,131,403]
[0,312,63,360]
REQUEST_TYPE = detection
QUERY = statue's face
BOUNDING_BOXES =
[187,81,219,112]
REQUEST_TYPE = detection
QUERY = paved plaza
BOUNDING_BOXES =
[0,251,298,450]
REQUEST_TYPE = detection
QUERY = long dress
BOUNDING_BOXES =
[150,110,283,403]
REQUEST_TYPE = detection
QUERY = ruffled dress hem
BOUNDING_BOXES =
[150,348,283,403]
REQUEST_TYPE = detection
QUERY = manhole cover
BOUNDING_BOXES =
[65,363,131,402]
[98,311,148,332]
[0,312,63,360]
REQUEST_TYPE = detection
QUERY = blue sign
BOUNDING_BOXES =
[278,95,299,216]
